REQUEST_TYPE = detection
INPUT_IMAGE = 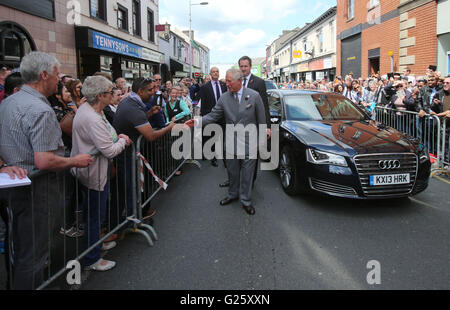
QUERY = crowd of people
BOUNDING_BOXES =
[0,51,449,289]
[276,66,450,121]
[0,51,210,289]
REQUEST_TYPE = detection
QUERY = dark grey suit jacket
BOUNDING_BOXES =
[201,87,267,156]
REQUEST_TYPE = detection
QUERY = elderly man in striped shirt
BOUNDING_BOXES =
[0,52,92,290]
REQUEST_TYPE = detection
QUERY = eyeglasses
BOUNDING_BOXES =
[102,90,114,95]
[154,78,162,81]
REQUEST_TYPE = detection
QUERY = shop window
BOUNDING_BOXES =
[147,9,155,43]
[0,21,36,66]
[132,0,141,37]
[117,4,128,31]
[90,0,107,21]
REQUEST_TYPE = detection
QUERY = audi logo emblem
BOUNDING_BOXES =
[378,160,401,170]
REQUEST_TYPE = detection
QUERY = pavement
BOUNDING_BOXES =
[75,159,450,290]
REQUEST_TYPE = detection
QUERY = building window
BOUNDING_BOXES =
[147,9,155,42]
[348,0,354,20]
[117,5,128,31]
[330,21,335,50]
[90,0,107,21]
[132,0,141,36]
[317,30,323,53]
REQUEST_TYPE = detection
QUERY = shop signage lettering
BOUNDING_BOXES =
[92,31,142,58]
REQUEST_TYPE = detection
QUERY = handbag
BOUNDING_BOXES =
[59,110,75,137]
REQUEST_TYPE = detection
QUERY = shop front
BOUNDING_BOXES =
[75,27,163,82]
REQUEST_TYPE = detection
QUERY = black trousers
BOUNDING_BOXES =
[5,173,60,290]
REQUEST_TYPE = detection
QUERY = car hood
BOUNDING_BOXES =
[281,120,418,157]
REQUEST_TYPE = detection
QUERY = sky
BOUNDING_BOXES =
[159,0,337,65]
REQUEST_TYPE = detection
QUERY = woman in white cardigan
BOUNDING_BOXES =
[71,76,131,271]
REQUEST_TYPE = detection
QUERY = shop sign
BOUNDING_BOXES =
[293,50,302,59]
[310,58,324,71]
[297,63,309,72]
[175,71,188,77]
[142,48,164,63]
[323,57,333,69]
[282,67,290,73]
[92,31,142,58]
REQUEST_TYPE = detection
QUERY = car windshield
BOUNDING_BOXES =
[265,81,277,90]
[284,94,368,121]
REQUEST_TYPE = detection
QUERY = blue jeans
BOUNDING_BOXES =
[81,181,110,267]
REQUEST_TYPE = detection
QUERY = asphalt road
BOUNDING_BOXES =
[79,160,450,290]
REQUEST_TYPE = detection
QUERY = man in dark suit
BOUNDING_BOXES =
[239,56,270,127]
[239,56,271,185]
[200,67,227,167]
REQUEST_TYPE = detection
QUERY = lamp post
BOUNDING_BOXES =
[189,1,208,80]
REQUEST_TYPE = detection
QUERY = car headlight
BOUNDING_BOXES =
[418,144,429,164]
[306,148,348,167]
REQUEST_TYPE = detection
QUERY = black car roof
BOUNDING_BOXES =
[271,90,336,97]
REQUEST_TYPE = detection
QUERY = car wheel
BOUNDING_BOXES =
[279,145,301,195]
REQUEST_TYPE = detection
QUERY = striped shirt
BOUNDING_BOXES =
[0,85,64,173]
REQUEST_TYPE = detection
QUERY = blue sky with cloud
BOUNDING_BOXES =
[159,0,336,65]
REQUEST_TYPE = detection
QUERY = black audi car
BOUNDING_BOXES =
[268,90,431,199]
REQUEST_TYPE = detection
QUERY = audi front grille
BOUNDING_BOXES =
[309,178,358,198]
[353,153,418,197]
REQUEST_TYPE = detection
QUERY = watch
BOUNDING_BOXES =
[0,163,8,170]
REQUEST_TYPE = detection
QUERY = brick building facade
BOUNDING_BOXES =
[0,0,77,76]
[337,0,437,78]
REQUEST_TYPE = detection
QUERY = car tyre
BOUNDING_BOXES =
[279,145,302,195]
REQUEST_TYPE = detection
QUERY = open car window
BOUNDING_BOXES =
[285,94,367,121]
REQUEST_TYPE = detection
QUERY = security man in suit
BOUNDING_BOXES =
[239,56,271,185]
[200,67,227,167]
[185,69,270,215]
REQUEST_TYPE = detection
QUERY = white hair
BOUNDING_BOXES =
[226,68,243,81]
[20,51,61,84]
[82,76,113,105]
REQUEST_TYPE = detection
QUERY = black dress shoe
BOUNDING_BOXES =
[220,197,237,206]
[219,180,230,187]
[211,159,218,167]
[243,205,255,215]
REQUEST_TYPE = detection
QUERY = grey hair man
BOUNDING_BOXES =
[0,51,92,289]
[185,68,268,215]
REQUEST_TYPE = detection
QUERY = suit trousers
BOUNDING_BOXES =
[226,158,257,207]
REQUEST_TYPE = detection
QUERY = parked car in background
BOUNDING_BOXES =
[268,90,431,199]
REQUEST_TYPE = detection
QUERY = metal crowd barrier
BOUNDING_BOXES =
[374,106,449,174]
[441,120,450,170]
[135,127,199,239]
[0,142,164,290]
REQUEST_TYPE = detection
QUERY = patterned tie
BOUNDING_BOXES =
[243,77,247,88]
[215,81,221,102]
